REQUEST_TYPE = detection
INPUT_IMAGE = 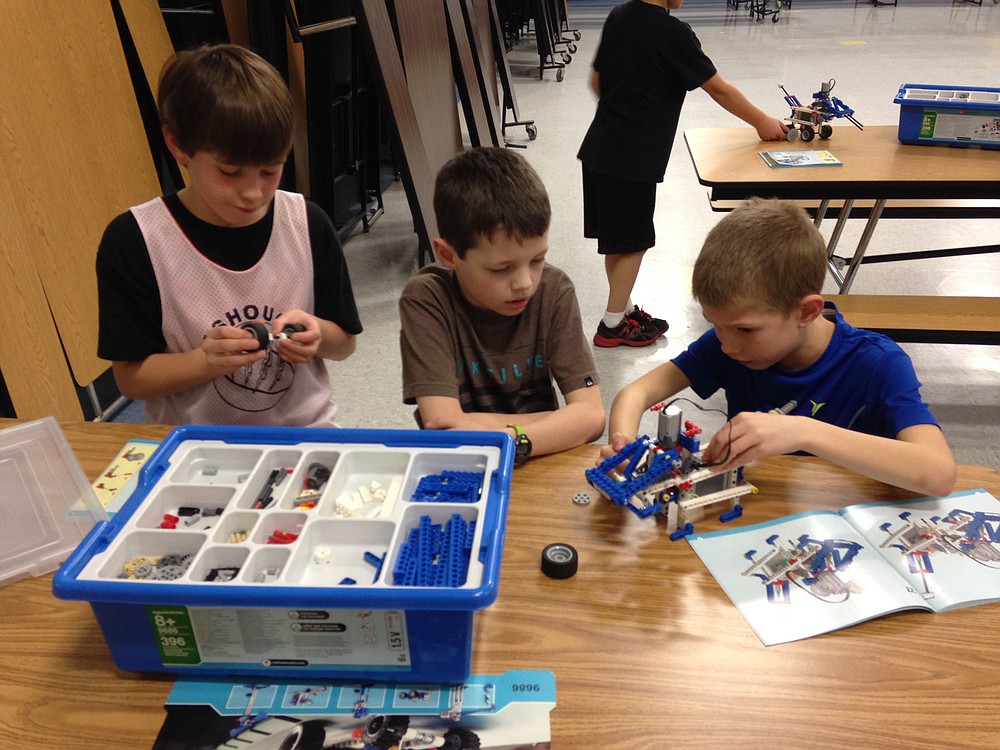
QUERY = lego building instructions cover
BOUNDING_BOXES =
[151,669,553,750]
[688,489,1000,646]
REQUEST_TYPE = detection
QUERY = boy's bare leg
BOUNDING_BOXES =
[605,251,645,313]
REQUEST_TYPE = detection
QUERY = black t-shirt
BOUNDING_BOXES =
[96,193,362,362]
[577,0,717,183]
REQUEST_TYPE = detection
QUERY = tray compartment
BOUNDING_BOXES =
[210,511,259,545]
[167,446,262,485]
[236,449,302,509]
[322,450,409,519]
[97,530,204,581]
[402,452,489,505]
[189,544,250,583]
[284,519,394,586]
[281,450,340,511]
[242,546,291,583]
[388,505,481,588]
[252,512,308,545]
[134,485,234,531]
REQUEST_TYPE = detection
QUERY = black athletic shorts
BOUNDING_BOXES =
[582,164,656,255]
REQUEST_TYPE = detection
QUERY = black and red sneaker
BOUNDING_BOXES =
[593,317,661,348]
[627,305,669,335]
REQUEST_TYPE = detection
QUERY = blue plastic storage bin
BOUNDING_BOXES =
[53,425,513,682]
[894,83,1000,150]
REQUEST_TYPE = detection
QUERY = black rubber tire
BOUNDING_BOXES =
[240,321,270,349]
[541,543,578,579]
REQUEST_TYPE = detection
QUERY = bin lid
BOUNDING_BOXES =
[0,417,107,586]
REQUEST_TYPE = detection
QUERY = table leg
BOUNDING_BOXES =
[838,198,886,293]
[824,199,854,288]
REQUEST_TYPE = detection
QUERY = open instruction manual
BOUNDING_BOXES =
[152,669,554,749]
[688,489,1000,645]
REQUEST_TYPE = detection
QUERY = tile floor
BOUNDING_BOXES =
[119,0,1000,471]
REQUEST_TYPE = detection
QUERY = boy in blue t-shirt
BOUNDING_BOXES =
[604,198,957,497]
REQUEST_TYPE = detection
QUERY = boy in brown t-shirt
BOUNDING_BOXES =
[399,148,605,463]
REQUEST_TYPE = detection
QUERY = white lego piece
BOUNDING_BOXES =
[377,475,403,519]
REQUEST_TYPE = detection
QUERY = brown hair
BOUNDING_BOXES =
[692,198,827,311]
[158,44,293,165]
[433,147,551,258]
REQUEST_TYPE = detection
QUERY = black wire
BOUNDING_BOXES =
[660,397,733,468]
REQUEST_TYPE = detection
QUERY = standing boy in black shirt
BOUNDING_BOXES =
[579,0,787,348]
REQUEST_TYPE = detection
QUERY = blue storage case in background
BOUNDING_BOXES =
[894,83,1000,150]
[53,425,513,683]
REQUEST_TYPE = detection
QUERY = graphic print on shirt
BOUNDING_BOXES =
[212,315,296,413]
[458,351,555,413]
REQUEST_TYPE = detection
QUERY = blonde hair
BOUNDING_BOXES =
[692,198,826,311]
[158,44,293,165]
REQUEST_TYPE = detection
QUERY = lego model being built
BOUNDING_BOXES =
[780,79,863,142]
[585,403,756,540]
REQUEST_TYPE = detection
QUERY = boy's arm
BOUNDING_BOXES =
[112,326,266,400]
[700,73,787,141]
[416,385,605,458]
[703,415,957,497]
[604,361,692,457]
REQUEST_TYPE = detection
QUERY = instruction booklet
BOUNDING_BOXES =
[688,489,1000,645]
[759,149,842,167]
[151,669,554,749]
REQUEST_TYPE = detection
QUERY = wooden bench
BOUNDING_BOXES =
[827,294,1000,346]
[710,197,1000,218]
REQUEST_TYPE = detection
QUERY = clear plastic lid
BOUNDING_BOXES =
[0,417,107,586]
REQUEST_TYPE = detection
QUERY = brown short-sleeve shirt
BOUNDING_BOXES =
[399,263,599,414]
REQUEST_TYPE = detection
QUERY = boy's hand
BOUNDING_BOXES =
[199,325,267,375]
[755,116,789,141]
[702,412,800,472]
[271,310,322,364]
[597,431,633,463]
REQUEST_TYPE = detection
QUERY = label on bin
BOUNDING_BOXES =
[919,110,1000,145]
[156,607,412,668]
[149,606,202,665]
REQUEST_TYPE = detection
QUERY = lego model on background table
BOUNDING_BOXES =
[684,124,1000,299]
[151,669,554,749]
[53,425,514,683]
[689,488,1000,645]
[780,79,862,143]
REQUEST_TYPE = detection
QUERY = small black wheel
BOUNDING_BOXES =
[567,42,577,54]
[442,727,481,750]
[561,51,572,64]
[819,124,833,139]
[573,30,581,40]
[556,68,565,82]
[239,321,270,350]
[526,123,538,140]
[362,714,410,745]
[772,11,780,21]
[542,543,578,579]
[800,124,815,142]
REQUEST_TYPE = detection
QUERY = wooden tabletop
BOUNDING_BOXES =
[685,125,1000,201]
[3,420,1000,748]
